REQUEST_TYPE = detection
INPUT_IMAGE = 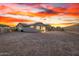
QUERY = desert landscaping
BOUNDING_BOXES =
[0,29,79,56]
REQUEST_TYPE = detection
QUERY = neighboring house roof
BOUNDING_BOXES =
[32,22,46,26]
[16,23,31,27]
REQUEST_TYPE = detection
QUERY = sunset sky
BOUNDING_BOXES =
[0,3,79,27]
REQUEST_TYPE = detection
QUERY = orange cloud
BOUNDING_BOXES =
[65,4,79,17]
[0,16,34,26]
[66,8,79,13]
[0,5,7,10]
[0,16,33,22]
[51,7,65,13]
[8,11,57,17]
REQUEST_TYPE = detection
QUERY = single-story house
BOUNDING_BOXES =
[16,22,50,32]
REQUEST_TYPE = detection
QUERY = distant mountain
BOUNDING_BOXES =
[64,23,79,31]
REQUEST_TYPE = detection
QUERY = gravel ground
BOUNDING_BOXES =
[0,31,79,56]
